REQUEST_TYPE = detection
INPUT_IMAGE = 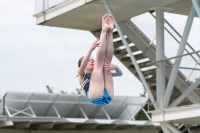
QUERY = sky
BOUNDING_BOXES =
[0,0,200,98]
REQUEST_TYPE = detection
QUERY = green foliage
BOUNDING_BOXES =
[195,77,200,88]
[46,85,54,93]
[71,88,82,94]
[134,87,151,120]
[46,85,82,95]
[60,90,67,94]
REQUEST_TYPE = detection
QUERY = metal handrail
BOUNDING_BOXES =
[126,20,190,85]
[127,20,151,44]
[34,0,71,15]
[149,12,200,66]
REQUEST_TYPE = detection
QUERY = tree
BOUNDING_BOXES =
[134,88,150,120]
[71,88,82,94]
[46,85,82,95]
[46,85,54,93]
[60,90,67,94]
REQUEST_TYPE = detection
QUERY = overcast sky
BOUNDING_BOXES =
[0,0,200,98]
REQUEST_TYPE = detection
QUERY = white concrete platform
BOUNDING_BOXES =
[150,103,200,124]
[34,0,196,31]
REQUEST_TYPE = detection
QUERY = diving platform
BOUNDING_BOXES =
[34,0,197,31]
[0,92,160,132]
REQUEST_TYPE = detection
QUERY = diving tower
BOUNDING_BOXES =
[33,0,200,132]
[0,92,160,133]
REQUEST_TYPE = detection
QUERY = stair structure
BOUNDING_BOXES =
[105,20,200,107]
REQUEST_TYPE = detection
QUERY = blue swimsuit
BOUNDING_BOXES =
[81,72,112,105]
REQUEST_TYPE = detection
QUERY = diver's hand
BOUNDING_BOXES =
[104,63,118,71]
[90,38,101,51]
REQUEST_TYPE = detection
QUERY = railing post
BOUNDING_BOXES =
[43,0,45,11]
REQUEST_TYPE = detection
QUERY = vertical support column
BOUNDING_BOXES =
[156,8,165,109]
[164,5,196,108]
[3,93,7,116]
[47,0,49,9]
[103,0,158,110]
[43,0,45,11]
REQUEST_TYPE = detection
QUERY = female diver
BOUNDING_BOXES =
[77,14,123,105]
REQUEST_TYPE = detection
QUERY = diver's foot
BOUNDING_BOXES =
[108,14,114,32]
[102,14,109,32]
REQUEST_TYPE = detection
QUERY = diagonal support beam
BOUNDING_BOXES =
[79,105,88,119]
[191,0,200,18]
[169,78,200,107]
[102,107,111,120]
[164,5,196,108]
[43,94,59,116]
[164,123,182,133]
[160,123,173,133]
[103,0,158,110]
[141,107,151,120]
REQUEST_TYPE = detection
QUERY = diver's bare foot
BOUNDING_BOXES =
[102,14,109,32]
[108,14,114,32]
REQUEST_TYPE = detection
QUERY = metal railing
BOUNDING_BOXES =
[126,20,194,85]
[34,0,70,15]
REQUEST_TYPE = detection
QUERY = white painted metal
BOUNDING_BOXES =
[79,105,88,119]
[191,0,200,18]
[119,21,200,105]
[52,105,61,118]
[102,107,111,120]
[164,4,196,108]
[28,104,36,117]
[1,92,148,120]
[147,50,200,66]
[150,103,200,124]
[149,36,156,45]
[141,108,151,120]
[34,0,72,14]
[156,8,165,109]
[186,57,200,82]
[161,123,173,133]
[169,78,200,107]
[0,116,161,131]
[164,123,181,133]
